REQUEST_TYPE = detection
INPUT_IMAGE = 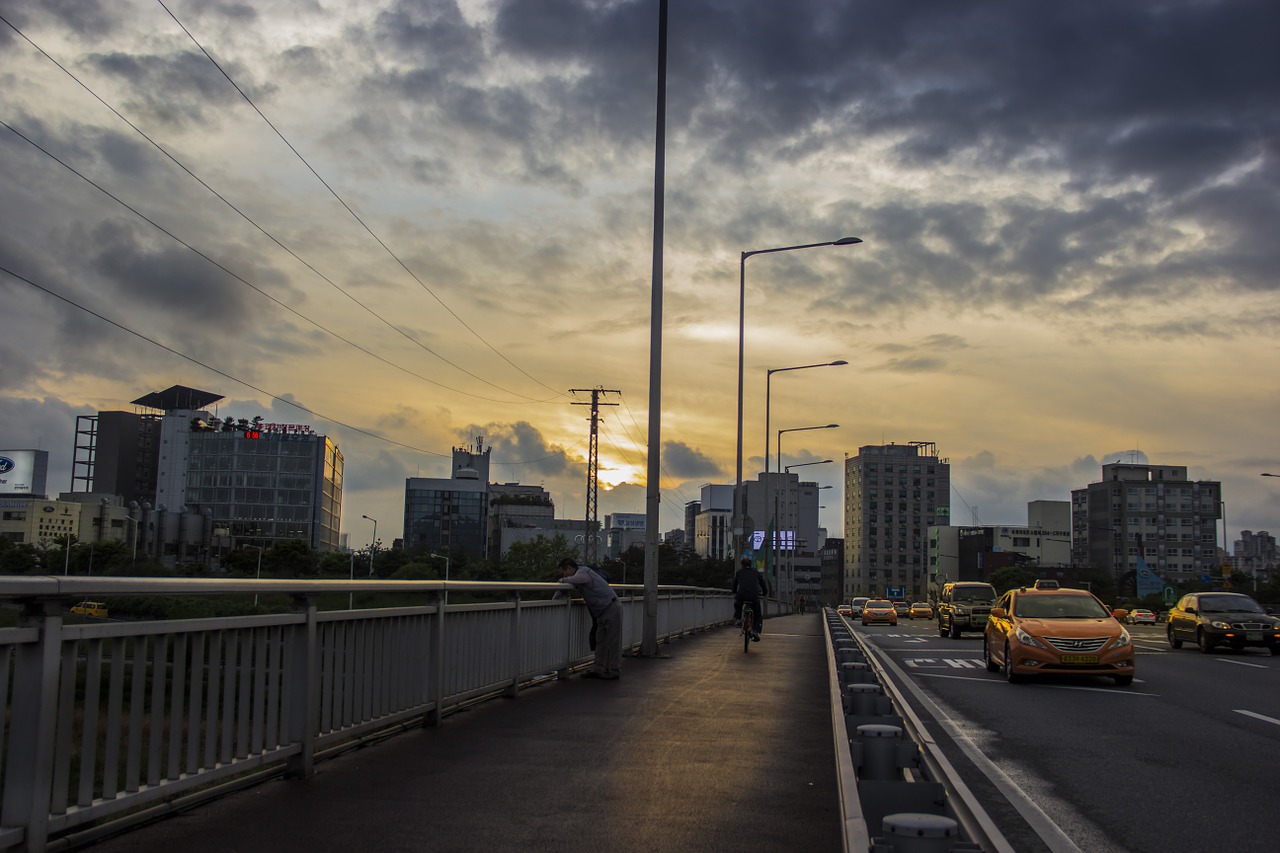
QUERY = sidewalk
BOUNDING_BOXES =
[89,614,840,853]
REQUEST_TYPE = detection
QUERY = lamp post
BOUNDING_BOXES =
[247,545,264,607]
[431,552,451,604]
[775,424,839,606]
[362,515,378,577]
[733,238,862,561]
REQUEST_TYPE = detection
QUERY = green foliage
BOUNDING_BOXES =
[503,534,575,580]
[0,538,42,573]
[987,566,1040,595]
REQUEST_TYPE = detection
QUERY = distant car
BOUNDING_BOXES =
[908,602,934,620]
[862,599,898,626]
[1126,609,1157,625]
[836,605,852,617]
[1156,610,1171,623]
[849,597,870,619]
[71,600,108,618]
[1167,592,1280,655]
[984,587,1135,686]
[1033,579,1060,590]
[892,601,911,617]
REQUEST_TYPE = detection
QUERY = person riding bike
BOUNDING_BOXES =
[732,557,770,641]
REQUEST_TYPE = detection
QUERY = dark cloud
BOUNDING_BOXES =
[467,421,583,481]
[87,50,274,128]
[662,441,721,479]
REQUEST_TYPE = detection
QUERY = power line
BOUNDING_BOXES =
[0,118,539,406]
[0,14,557,406]
[155,0,569,401]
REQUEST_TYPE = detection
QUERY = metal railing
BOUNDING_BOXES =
[0,577,733,852]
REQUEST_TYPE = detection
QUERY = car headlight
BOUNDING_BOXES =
[1113,629,1131,648]
[1014,626,1048,649]
[1210,620,1232,630]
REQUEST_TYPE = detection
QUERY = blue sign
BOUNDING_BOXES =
[0,457,13,474]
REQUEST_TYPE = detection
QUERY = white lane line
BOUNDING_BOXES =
[1216,658,1268,668]
[1235,710,1280,727]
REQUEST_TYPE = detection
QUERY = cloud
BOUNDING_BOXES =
[662,441,722,479]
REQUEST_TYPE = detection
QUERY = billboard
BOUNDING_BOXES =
[0,450,48,495]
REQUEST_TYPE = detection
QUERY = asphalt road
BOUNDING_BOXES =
[850,616,1280,852]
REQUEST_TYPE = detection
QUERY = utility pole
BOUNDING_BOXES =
[571,388,619,565]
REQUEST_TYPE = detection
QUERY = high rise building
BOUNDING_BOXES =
[1071,461,1221,588]
[403,441,492,559]
[69,385,343,564]
[1234,530,1277,588]
[844,442,950,602]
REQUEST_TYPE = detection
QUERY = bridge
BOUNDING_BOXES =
[0,578,1010,852]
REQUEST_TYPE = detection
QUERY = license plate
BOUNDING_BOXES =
[1246,631,1262,641]
[1060,654,1098,664]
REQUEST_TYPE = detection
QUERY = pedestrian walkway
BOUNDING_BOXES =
[89,613,840,853]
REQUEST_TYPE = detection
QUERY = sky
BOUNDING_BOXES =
[1,0,1278,550]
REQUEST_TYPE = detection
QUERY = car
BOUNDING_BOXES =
[908,602,934,620]
[1166,592,1280,655]
[70,600,108,618]
[892,601,911,617]
[1126,609,1157,625]
[862,599,898,626]
[836,605,852,617]
[1033,579,1060,590]
[983,586,1135,686]
[937,582,998,638]
[849,597,870,619]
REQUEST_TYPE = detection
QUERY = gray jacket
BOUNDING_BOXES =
[560,565,619,617]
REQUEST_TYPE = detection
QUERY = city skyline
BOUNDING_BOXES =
[2,1,1277,547]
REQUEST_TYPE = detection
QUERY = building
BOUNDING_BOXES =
[1233,530,1276,589]
[844,442,950,602]
[1071,461,1221,589]
[487,483,555,558]
[404,441,491,559]
[819,537,845,608]
[927,501,1075,592]
[742,472,824,604]
[693,484,733,560]
[604,512,646,558]
[69,385,344,566]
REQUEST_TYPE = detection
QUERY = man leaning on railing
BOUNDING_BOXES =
[557,557,622,680]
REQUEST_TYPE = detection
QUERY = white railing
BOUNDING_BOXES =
[0,577,733,852]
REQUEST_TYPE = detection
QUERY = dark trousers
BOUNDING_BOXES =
[734,595,764,632]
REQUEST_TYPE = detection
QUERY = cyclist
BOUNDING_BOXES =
[731,557,770,641]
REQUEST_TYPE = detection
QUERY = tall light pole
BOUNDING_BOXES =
[733,238,861,562]
[775,424,839,605]
[431,552,451,604]
[247,545,264,607]
[362,515,377,577]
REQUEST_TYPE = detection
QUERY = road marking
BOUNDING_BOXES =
[1217,658,1268,668]
[1235,710,1280,727]
[905,658,984,669]
[911,672,1158,694]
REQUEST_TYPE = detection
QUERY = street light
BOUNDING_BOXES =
[362,515,378,577]
[775,424,839,606]
[246,545,264,606]
[733,237,862,560]
[431,552,451,605]
[785,459,834,474]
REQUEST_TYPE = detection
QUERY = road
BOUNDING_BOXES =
[849,615,1280,852]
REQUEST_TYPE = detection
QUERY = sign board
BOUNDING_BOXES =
[0,450,48,495]
[1163,585,1176,605]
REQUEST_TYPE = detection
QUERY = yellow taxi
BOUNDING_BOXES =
[70,600,109,618]
[908,602,934,619]
[861,599,898,626]
[983,587,1134,686]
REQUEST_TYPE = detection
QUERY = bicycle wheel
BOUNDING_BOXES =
[742,607,753,653]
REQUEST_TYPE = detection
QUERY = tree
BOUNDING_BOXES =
[987,566,1039,595]
[503,535,574,580]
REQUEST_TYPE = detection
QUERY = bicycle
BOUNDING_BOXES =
[741,601,755,653]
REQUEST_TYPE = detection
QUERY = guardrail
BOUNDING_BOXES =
[0,577,733,852]
[823,609,1013,853]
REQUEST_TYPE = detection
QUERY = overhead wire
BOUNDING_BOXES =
[0,13,557,405]
[0,118,545,407]
[155,0,570,402]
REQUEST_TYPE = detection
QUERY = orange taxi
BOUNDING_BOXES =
[983,586,1134,686]
[908,602,934,620]
[861,599,898,626]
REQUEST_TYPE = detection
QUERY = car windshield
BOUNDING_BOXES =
[954,588,994,602]
[1199,595,1264,614]
[1013,594,1109,619]
[867,600,891,608]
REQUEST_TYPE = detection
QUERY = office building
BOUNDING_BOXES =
[1233,529,1275,588]
[1071,461,1221,587]
[404,441,491,559]
[927,500,1075,591]
[844,442,950,602]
